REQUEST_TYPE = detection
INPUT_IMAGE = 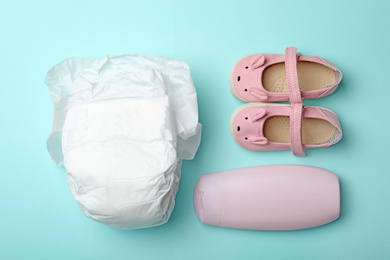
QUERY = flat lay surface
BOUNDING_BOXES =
[1,0,389,259]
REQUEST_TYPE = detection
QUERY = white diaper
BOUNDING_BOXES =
[45,55,201,229]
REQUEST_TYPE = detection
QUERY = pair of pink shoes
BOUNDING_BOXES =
[229,47,343,156]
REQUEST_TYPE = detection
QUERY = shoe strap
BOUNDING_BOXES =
[285,46,302,104]
[285,47,305,156]
[290,103,305,156]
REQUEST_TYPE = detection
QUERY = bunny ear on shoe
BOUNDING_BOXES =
[250,54,265,69]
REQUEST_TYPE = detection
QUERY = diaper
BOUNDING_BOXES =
[45,55,201,229]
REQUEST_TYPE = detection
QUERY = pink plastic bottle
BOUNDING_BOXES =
[193,165,340,230]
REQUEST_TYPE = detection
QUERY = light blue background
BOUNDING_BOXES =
[1,0,389,259]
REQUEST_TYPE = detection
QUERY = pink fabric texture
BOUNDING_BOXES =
[230,104,342,153]
[230,47,342,102]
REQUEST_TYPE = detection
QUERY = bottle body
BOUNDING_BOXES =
[193,165,340,230]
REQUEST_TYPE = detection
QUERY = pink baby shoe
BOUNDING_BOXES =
[230,103,342,156]
[229,47,342,102]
